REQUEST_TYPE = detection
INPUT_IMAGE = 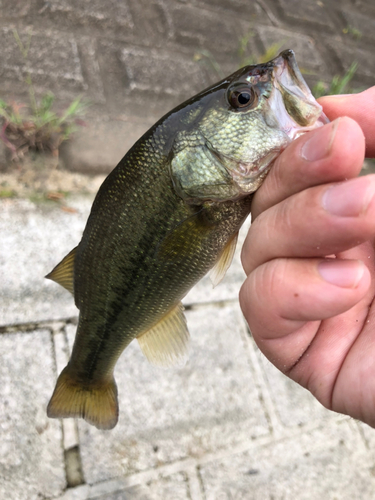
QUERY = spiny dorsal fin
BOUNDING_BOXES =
[137,303,190,368]
[45,246,77,295]
[209,232,238,287]
[47,365,119,430]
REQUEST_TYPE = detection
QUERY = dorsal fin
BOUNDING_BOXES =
[137,303,190,368]
[209,232,238,287]
[45,246,77,295]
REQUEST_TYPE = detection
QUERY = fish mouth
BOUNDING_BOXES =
[206,142,282,193]
[269,50,329,138]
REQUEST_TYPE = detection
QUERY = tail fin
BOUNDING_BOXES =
[47,366,119,430]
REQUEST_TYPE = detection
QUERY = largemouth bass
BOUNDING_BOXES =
[46,50,328,429]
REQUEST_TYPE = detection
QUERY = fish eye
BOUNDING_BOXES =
[228,85,257,110]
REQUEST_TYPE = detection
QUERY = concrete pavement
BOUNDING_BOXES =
[2,197,375,499]
[1,0,375,498]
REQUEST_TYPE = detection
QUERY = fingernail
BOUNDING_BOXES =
[318,260,364,288]
[322,176,375,217]
[301,118,340,162]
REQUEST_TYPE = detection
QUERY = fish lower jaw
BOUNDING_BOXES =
[229,151,280,193]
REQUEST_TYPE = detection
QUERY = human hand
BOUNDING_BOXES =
[240,87,375,426]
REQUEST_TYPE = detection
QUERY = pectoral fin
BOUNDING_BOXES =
[45,247,77,295]
[209,232,238,287]
[137,303,190,368]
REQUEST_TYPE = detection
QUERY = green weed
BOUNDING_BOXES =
[312,62,358,98]
[0,29,88,161]
[343,26,362,40]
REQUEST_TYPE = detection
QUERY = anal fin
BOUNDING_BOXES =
[137,303,190,368]
[209,232,238,287]
[45,246,77,295]
[47,365,119,430]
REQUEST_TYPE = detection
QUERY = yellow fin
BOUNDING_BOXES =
[137,303,190,368]
[209,232,238,287]
[47,366,118,430]
[45,247,77,295]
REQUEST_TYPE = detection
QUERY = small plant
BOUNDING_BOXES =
[343,26,362,40]
[312,62,358,98]
[0,29,88,161]
[238,31,283,67]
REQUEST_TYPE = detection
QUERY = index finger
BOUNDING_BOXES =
[318,86,375,158]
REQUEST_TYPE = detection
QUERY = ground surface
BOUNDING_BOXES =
[1,1,375,499]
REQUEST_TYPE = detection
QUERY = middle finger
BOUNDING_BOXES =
[242,175,375,276]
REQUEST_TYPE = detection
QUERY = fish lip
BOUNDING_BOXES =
[266,50,329,139]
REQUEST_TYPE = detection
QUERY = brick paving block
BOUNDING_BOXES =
[0,330,66,499]
[169,4,250,57]
[44,0,133,30]
[120,46,208,102]
[0,198,91,325]
[119,48,210,116]
[348,0,375,17]
[0,0,34,17]
[253,340,341,427]
[68,304,269,483]
[87,472,190,500]
[199,419,375,499]
[0,27,86,96]
[61,117,154,175]
[97,41,209,118]
[190,0,269,22]
[75,37,106,104]
[257,25,326,75]
[276,0,335,30]
[357,421,375,449]
[324,39,375,82]
[340,9,375,42]
[42,0,170,46]
[184,216,250,304]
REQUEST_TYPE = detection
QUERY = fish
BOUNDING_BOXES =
[46,50,328,430]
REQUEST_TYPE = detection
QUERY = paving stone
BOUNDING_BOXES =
[253,339,341,427]
[191,0,268,21]
[64,304,269,483]
[199,419,375,499]
[0,0,34,17]
[89,472,190,500]
[42,0,170,46]
[97,40,209,117]
[0,198,91,325]
[324,39,375,82]
[0,27,86,97]
[257,25,326,75]
[356,421,375,449]
[0,330,66,499]
[61,117,154,175]
[120,46,209,101]
[340,9,375,41]
[169,4,249,57]
[276,0,335,29]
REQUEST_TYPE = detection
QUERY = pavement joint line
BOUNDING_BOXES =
[61,414,350,499]
[185,466,204,500]
[356,420,371,450]
[0,316,78,334]
[256,0,280,25]
[0,298,241,333]
[239,321,285,437]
